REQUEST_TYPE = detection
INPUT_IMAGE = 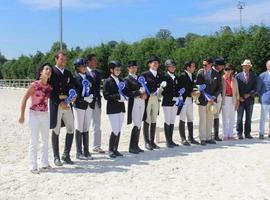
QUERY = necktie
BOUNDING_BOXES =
[91,70,96,78]
[244,73,249,83]
[205,70,211,80]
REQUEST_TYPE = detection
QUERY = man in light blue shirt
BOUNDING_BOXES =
[257,60,270,139]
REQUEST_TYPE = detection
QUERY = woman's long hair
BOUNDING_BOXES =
[35,63,53,84]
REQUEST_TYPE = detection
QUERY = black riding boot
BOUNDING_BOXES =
[187,122,199,144]
[52,131,62,166]
[135,127,144,153]
[62,133,74,164]
[75,130,84,160]
[114,132,123,156]
[179,121,190,146]
[164,123,173,148]
[143,122,153,150]
[150,123,160,149]
[109,132,117,158]
[169,124,179,147]
[83,131,93,160]
[129,126,139,154]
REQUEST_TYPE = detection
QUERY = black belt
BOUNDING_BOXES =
[225,95,232,97]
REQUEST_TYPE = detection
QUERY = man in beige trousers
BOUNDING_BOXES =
[196,58,222,145]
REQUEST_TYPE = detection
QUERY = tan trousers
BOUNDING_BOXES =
[198,104,214,141]
[145,95,159,124]
[53,105,74,135]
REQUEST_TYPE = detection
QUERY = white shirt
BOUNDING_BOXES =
[185,70,192,81]
[212,66,219,73]
[150,68,157,77]
[79,73,86,79]
[129,73,137,80]
[87,67,92,72]
[55,65,65,74]
[111,74,120,85]
[167,71,175,80]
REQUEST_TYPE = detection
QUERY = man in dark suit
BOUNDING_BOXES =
[196,58,222,145]
[86,54,105,154]
[178,61,200,145]
[235,59,257,139]
[50,51,76,166]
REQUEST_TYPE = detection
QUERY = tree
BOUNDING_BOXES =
[0,52,7,79]
[156,29,172,40]
[50,41,67,53]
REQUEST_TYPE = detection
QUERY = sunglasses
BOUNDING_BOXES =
[203,64,207,67]
[224,68,232,71]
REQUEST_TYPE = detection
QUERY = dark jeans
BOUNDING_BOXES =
[236,102,254,136]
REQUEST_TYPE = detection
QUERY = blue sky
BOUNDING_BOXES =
[0,0,269,59]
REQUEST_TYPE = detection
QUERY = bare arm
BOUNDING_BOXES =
[18,86,34,124]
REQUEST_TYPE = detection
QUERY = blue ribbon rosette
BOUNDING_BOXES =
[176,88,186,107]
[138,76,150,96]
[65,89,77,106]
[118,82,128,100]
[82,79,91,97]
[197,84,215,101]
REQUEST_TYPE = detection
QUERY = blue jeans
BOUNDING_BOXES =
[259,104,270,135]
[236,102,254,136]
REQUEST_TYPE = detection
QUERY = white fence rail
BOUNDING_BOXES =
[0,79,34,89]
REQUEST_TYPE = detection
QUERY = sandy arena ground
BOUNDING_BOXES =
[0,88,270,200]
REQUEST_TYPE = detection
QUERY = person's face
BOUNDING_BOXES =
[216,65,224,72]
[203,61,211,70]
[40,65,52,79]
[149,61,159,71]
[167,65,176,73]
[188,63,196,74]
[128,66,138,74]
[55,54,67,68]
[78,65,87,74]
[266,61,270,71]
[111,67,121,77]
[242,65,251,72]
[88,57,97,68]
[224,67,233,76]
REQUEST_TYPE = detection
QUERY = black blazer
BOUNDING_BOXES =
[196,68,222,106]
[124,74,142,124]
[49,66,75,129]
[103,75,125,114]
[87,69,102,108]
[161,72,180,106]
[235,71,257,105]
[178,71,196,102]
[141,70,162,94]
[73,73,94,110]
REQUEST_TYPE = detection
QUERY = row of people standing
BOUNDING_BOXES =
[19,50,270,173]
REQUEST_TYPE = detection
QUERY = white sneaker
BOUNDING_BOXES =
[30,169,40,174]
[39,165,52,172]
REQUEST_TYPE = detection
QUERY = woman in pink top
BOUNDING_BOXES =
[19,63,53,174]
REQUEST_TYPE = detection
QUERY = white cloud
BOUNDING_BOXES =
[20,0,146,10]
[177,0,270,26]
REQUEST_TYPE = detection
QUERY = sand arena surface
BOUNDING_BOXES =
[0,88,270,200]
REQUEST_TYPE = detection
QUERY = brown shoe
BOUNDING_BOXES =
[93,147,105,154]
